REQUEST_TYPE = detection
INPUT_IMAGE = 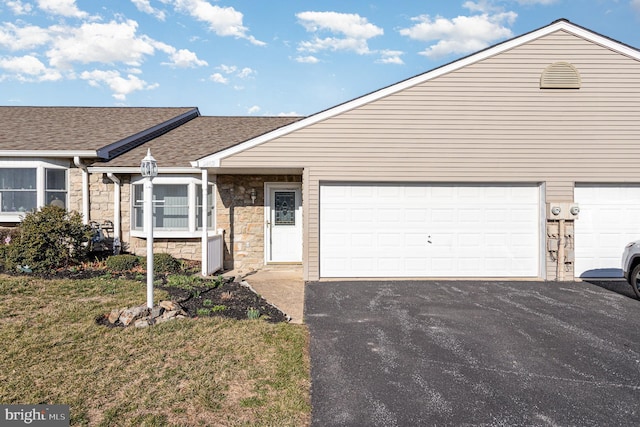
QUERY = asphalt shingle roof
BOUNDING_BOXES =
[100,116,302,168]
[0,106,197,153]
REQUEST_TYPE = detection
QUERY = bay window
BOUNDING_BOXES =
[0,161,68,220]
[131,177,213,237]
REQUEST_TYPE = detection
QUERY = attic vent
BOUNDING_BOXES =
[540,62,581,89]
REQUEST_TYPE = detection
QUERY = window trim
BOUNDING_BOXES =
[130,175,214,238]
[0,159,68,222]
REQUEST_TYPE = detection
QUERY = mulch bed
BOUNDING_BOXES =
[12,264,289,324]
[156,280,289,323]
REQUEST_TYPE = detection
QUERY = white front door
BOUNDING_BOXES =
[265,183,302,263]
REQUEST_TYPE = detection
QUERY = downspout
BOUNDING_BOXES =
[106,173,121,253]
[73,157,89,224]
[201,168,208,276]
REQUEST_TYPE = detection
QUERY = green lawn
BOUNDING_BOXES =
[0,274,310,426]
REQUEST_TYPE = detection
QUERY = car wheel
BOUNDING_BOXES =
[630,263,640,299]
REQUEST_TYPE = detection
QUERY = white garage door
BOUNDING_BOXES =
[574,185,640,278]
[320,183,540,278]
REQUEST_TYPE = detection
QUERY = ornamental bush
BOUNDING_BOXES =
[105,254,141,272]
[140,252,181,274]
[5,206,93,274]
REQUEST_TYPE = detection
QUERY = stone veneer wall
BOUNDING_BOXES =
[216,174,302,273]
[68,168,83,215]
[80,172,301,268]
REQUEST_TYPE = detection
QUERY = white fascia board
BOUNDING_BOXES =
[194,20,640,169]
[0,150,97,158]
[87,166,200,174]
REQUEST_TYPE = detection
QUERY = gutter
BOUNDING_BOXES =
[88,166,200,174]
[0,150,97,157]
[73,157,90,224]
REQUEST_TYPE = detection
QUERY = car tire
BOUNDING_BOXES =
[629,263,640,299]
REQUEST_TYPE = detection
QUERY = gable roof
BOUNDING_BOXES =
[91,116,302,171]
[194,19,640,168]
[0,106,199,160]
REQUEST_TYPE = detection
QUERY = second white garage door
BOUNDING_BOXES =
[574,185,640,278]
[320,183,541,278]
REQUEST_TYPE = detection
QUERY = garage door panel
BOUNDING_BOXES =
[320,183,540,278]
[575,185,640,278]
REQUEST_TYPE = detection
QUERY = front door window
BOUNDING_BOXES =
[274,191,295,225]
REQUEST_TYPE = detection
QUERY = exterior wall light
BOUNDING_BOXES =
[250,188,257,204]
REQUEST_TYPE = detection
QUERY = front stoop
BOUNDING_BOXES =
[225,265,304,324]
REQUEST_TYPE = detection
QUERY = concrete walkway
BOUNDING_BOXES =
[230,265,305,324]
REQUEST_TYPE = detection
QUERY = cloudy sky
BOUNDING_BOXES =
[1,0,639,116]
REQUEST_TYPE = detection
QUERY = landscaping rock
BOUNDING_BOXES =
[108,308,123,324]
[119,306,149,326]
[159,300,177,311]
[102,301,186,328]
[134,319,150,328]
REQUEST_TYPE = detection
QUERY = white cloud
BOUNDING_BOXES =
[80,69,158,100]
[237,67,255,79]
[377,50,404,65]
[516,0,558,4]
[132,0,166,20]
[218,64,237,74]
[170,0,265,46]
[295,55,319,64]
[296,11,383,55]
[212,64,254,82]
[399,12,516,58]
[46,20,156,69]
[278,111,300,117]
[0,23,51,51]
[632,0,640,12]
[5,1,33,14]
[0,55,62,81]
[210,72,228,84]
[37,0,88,18]
[247,105,260,114]
[164,48,208,68]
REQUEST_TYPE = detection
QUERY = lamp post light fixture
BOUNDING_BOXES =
[140,148,158,309]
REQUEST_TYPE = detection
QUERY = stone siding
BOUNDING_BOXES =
[68,168,83,215]
[216,174,302,273]
[81,172,302,269]
[128,237,202,260]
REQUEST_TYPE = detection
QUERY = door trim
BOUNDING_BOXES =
[264,182,303,264]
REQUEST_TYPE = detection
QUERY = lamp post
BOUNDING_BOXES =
[140,148,158,309]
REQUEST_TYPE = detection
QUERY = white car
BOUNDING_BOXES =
[622,240,640,298]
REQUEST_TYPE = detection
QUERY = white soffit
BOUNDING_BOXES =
[194,20,640,168]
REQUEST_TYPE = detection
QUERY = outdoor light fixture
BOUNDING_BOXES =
[140,149,158,309]
[140,148,158,177]
[250,188,257,204]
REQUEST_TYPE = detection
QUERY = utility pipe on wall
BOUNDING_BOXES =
[557,219,565,281]
[106,173,121,252]
[73,157,89,224]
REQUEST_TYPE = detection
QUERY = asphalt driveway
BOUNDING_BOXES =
[305,280,640,426]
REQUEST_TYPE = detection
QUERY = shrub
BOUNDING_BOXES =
[5,206,93,274]
[105,254,140,272]
[141,253,180,274]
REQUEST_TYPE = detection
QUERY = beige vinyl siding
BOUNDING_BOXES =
[220,30,640,280]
